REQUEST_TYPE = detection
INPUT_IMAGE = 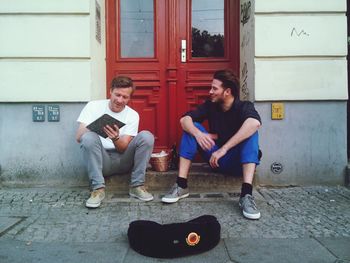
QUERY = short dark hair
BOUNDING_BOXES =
[111,76,135,93]
[213,70,239,98]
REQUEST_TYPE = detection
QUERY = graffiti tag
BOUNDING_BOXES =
[291,27,310,37]
[241,32,250,48]
[240,1,251,26]
[241,62,249,100]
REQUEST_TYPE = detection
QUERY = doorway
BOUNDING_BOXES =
[106,0,239,150]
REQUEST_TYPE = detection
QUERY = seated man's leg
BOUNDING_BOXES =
[178,122,207,160]
[200,131,261,220]
[200,145,242,175]
[241,132,259,183]
[116,130,155,201]
[80,131,110,208]
[237,131,261,220]
[162,122,206,203]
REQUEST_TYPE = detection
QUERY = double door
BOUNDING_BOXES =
[106,0,239,150]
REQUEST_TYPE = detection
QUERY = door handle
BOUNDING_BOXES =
[181,40,186,62]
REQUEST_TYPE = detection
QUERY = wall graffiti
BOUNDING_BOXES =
[241,32,250,49]
[240,1,251,26]
[291,27,310,37]
[241,62,249,100]
[240,0,253,101]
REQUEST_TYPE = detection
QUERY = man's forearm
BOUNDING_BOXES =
[112,135,133,153]
[76,123,89,143]
[180,116,201,137]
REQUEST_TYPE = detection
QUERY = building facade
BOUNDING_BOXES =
[0,0,347,187]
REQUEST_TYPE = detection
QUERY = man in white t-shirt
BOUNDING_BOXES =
[76,76,155,208]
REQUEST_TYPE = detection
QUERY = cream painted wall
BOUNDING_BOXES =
[255,0,346,13]
[89,0,107,100]
[0,16,90,57]
[0,61,91,101]
[0,0,89,13]
[0,0,106,102]
[254,0,348,101]
[255,59,347,100]
[255,14,347,57]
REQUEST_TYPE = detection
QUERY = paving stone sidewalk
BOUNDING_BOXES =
[0,186,349,262]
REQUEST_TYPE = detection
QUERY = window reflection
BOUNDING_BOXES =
[120,0,154,58]
[192,0,224,58]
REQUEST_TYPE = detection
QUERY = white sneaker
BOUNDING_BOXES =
[86,188,105,208]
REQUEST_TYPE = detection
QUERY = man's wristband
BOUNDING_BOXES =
[111,136,119,142]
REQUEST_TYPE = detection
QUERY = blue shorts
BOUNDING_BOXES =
[179,123,260,176]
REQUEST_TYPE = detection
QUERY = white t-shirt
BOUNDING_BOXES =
[77,100,139,149]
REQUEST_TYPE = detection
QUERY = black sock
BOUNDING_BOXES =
[177,177,188,189]
[240,183,252,198]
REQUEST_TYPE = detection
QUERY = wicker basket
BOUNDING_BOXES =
[150,154,170,172]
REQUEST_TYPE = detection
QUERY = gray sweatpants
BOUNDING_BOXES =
[80,131,154,190]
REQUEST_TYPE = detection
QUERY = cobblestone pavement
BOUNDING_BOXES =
[0,186,349,243]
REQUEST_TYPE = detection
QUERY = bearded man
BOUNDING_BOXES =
[162,70,262,220]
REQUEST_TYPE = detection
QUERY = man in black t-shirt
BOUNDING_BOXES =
[162,70,262,220]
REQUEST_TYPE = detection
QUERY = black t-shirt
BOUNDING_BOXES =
[185,99,261,147]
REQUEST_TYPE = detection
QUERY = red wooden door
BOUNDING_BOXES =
[106,0,239,151]
[175,0,239,138]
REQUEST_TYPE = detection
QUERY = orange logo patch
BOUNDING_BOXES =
[186,232,200,246]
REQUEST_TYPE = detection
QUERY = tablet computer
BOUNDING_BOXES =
[86,114,125,138]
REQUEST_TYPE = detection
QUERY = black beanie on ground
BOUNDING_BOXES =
[127,215,221,258]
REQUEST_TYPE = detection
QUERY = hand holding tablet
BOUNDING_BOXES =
[86,114,125,138]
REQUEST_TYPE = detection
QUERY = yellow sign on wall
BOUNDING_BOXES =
[271,103,284,120]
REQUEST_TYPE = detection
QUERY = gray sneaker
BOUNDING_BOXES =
[161,183,189,203]
[129,185,154,201]
[86,188,105,208]
[239,194,261,220]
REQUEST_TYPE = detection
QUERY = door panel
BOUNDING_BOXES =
[175,0,239,136]
[107,0,169,150]
[106,0,239,150]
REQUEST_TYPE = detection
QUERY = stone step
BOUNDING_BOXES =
[105,163,243,191]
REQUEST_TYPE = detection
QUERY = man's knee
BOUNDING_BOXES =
[240,131,260,164]
[136,130,155,148]
[80,131,100,148]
